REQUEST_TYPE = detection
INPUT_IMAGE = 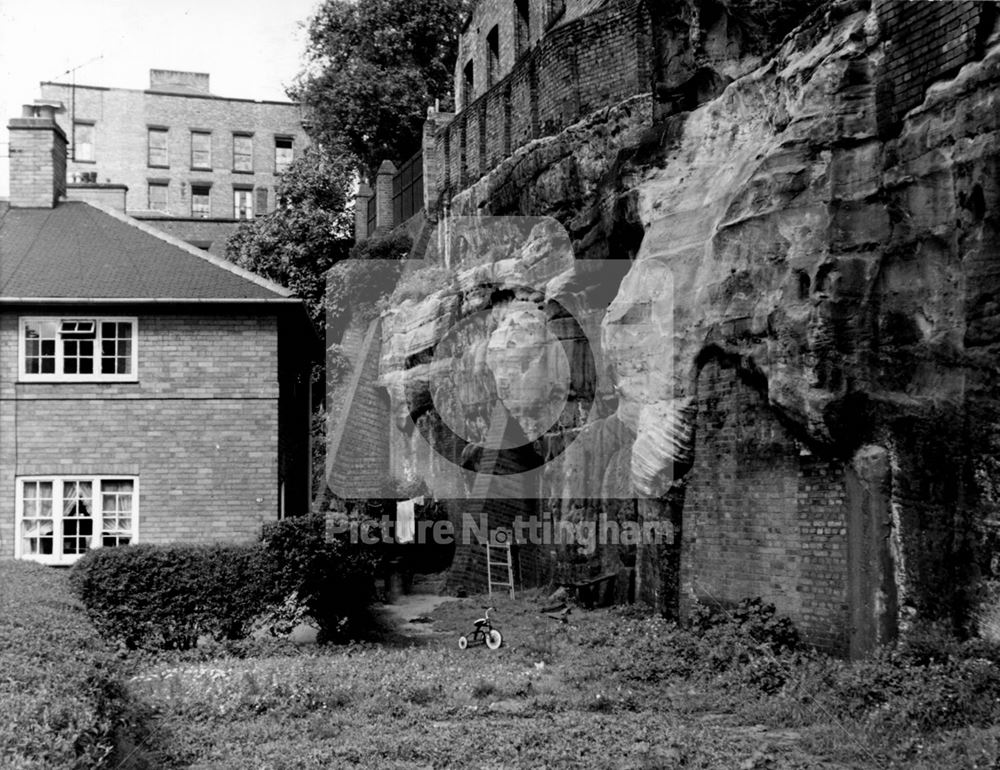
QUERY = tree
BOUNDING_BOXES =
[226,145,354,329]
[291,0,471,178]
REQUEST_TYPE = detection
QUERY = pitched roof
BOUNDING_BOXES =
[0,200,294,302]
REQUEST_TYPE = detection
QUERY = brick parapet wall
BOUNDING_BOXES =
[429,0,651,206]
[681,359,850,653]
[0,311,286,558]
[875,0,987,135]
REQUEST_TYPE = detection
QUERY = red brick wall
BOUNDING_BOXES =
[681,359,850,652]
[0,310,288,558]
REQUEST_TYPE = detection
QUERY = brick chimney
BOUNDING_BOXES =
[7,104,67,208]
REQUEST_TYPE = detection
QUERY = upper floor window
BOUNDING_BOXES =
[148,128,168,167]
[20,317,137,382]
[255,186,268,215]
[16,476,137,566]
[191,184,211,218]
[462,60,475,109]
[515,0,530,57]
[234,187,253,220]
[73,122,95,162]
[487,26,500,88]
[148,182,168,212]
[274,137,293,173]
[191,131,211,170]
[233,134,253,172]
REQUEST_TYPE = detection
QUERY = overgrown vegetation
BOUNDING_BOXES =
[70,515,379,650]
[124,595,1000,768]
[0,560,131,769]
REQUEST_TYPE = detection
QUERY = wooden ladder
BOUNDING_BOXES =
[486,529,515,599]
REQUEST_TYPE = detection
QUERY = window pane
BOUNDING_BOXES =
[24,320,57,375]
[21,481,55,556]
[191,185,210,218]
[101,480,134,547]
[148,184,168,211]
[62,481,94,556]
[100,321,133,375]
[274,137,292,173]
[74,123,95,162]
[148,129,168,166]
[233,135,252,172]
[234,189,253,220]
[191,132,211,169]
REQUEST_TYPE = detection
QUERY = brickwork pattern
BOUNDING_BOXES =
[38,82,308,218]
[432,0,650,202]
[875,0,985,134]
[7,119,67,208]
[0,311,288,558]
[325,320,390,500]
[681,360,850,653]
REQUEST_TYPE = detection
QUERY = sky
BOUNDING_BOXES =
[0,0,322,196]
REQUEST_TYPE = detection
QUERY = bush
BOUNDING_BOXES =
[70,515,380,650]
[0,560,130,768]
[71,543,275,651]
[261,513,379,642]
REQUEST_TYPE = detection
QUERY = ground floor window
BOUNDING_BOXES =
[15,476,138,565]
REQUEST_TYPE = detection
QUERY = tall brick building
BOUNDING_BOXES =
[37,69,309,256]
[0,104,313,566]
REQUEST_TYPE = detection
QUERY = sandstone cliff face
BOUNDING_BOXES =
[367,1,1000,651]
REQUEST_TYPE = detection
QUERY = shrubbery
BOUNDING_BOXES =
[0,560,130,768]
[70,514,379,651]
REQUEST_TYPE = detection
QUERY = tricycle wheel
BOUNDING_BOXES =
[485,629,503,650]
[458,635,468,650]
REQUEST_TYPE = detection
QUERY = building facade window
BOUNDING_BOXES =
[73,122,95,162]
[148,182,168,212]
[191,184,211,218]
[255,186,268,215]
[233,133,253,172]
[19,317,137,382]
[190,131,211,169]
[16,477,137,566]
[148,127,168,167]
[462,60,475,109]
[274,137,293,173]
[515,0,531,57]
[234,188,253,219]
[487,26,500,88]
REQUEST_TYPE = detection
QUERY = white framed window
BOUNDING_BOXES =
[19,317,137,382]
[233,188,253,220]
[16,476,138,566]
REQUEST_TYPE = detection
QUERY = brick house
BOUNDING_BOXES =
[37,69,310,257]
[0,104,313,566]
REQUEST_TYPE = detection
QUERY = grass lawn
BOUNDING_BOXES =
[121,594,1000,769]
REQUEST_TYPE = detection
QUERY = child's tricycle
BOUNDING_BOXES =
[458,606,503,650]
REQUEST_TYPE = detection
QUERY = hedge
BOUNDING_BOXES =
[0,560,128,769]
[70,514,379,650]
